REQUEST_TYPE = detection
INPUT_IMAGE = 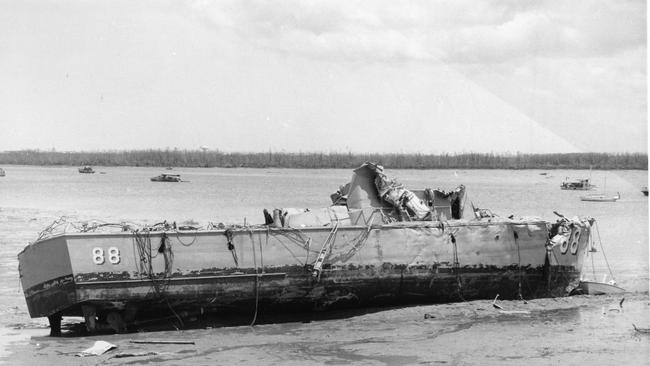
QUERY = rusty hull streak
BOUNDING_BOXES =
[24,278,77,317]
[24,274,75,298]
[23,263,580,319]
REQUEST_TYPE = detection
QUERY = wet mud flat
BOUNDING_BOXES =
[2,293,648,365]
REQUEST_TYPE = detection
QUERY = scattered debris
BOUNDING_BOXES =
[112,352,162,358]
[492,295,503,310]
[492,294,530,314]
[498,310,531,315]
[129,339,195,345]
[75,341,116,357]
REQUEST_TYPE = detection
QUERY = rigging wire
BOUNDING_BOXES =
[594,222,616,283]
[513,229,525,301]
[590,228,596,281]
[248,230,260,326]
[173,229,199,247]
[133,229,183,328]
[444,224,465,302]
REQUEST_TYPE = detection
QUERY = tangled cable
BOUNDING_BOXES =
[133,230,174,295]
[132,229,184,327]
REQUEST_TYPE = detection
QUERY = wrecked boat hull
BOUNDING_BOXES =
[19,219,591,333]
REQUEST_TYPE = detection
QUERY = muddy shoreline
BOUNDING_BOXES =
[2,292,648,365]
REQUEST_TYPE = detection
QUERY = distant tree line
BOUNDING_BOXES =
[0,150,647,170]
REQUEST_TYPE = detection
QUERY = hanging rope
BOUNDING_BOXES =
[448,231,465,302]
[259,228,266,270]
[248,230,261,326]
[590,228,596,281]
[269,227,319,265]
[158,233,174,281]
[173,229,199,247]
[134,229,168,292]
[270,232,309,265]
[133,230,183,328]
[304,238,312,265]
[594,222,616,283]
[224,229,239,267]
[513,229,525,301]
[270,227,309,248]
[328,220,373,264]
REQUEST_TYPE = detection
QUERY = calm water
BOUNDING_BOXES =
[0,165,647,354]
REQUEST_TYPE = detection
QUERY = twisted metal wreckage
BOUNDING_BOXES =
[18,162,595,335]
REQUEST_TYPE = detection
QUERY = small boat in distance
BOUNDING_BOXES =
[561,178,594,190]
[0,167,5,177]
[580,192,620,202]
[642,187,648,196]
[78,166,95,174]
[580,177,618,202]
[150,173,182,182]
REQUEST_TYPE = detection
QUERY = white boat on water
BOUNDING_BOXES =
[580,192,620,202]
[580,177,619,202]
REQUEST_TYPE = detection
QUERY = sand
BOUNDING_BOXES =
[1,293,648,365]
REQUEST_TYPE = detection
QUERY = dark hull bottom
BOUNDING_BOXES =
[34,266,578,335]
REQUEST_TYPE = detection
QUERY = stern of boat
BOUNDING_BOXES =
[18,236,76,319]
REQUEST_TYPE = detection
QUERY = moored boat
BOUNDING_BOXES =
[150,174,181,182]
[580,192,620,202]
[561,178,594,190]
[19,163,596,335]
[78,166,95,174]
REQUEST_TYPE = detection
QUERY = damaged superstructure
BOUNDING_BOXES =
[283,162,465,227]
[19,163,594,335]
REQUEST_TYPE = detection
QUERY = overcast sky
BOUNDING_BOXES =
[0,0,646,153]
